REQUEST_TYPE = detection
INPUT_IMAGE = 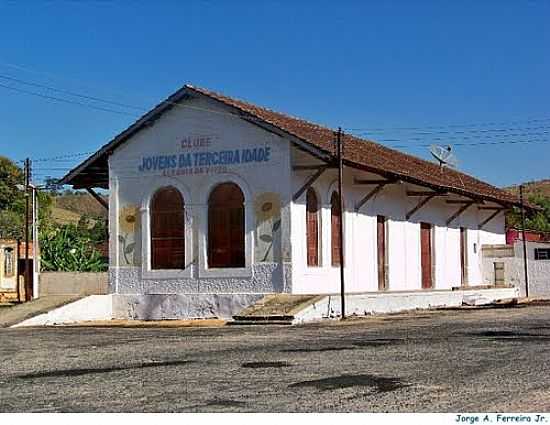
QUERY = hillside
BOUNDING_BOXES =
[504,179,550,197]
[53,193,108,218]
[51,206,82,226]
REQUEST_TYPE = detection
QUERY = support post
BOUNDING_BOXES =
[16,238,21,303]
[292,165,330,202]
[32,187,39,299]
[406,194,436,220]
[446,202,475,226]
[478,208,505,229]
[86,187,109,210]
[24,158,31,302]
[355,183,386,212]
[520,185,529,298]
[336,127,345,320]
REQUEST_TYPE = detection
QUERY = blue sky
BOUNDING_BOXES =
[0,0,548,187]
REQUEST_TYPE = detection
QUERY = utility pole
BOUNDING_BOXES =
[24,158,32,302]
[16,238,21,303]
[336,127,346,319]
[32,186,39,299]
[519,185,529,298]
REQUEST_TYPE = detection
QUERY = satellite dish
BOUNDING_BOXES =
[430,144,458,168]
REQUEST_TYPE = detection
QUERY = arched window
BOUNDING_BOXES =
[150,187,185,270]
[306,188,320,266]
[208,183,245,268]
[331,191,341,266]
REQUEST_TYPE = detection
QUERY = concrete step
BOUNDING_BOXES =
[0,295,83,328]
[232,294,322,325]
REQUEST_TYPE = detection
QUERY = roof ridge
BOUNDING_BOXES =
[187,84,507,195]
[62,82,525,208]
[186,84,345,137]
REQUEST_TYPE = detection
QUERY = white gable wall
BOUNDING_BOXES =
[108,96,293,295]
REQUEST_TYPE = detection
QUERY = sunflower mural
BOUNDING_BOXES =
[254,192,281,263]
[118,204,141,266]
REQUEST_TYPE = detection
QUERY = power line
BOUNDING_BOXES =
[345,117,550,132]
[0,82,138,117]
[0,73,146,111]
[30,151,95,162]
[351,125,550,137]
[3,71,549,139]
[389,138,550,149]
[366,131,550,144]
[0,74,272,123]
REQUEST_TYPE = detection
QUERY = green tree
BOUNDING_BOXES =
[0,210,23,239]
[507,192,550,231]
[0,156,24,211]
[0,156,54,239]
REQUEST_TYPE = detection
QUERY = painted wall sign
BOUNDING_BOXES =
[138,146,272,175]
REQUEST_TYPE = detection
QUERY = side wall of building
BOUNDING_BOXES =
[108,97,293,295]
[482,241,550,297]
[290,148,506,294]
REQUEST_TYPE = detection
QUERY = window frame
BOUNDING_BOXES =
[534,248,550,261]
[207,182,246,269]
[198,177,252,279]
[150,186,186,271]
[306,187,321,268]
[3,247,15,278]
[141,182,193,280]
[330,191,342,267]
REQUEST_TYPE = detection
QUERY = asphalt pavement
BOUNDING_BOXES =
[1,305,550,412]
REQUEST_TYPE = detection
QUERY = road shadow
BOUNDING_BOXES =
[465,330,550,342]
[242,361,291,368]
[204,399,247,407]
[289,373,407,393]
[15,359,195,379]
[280,346,356,353]
[351,338,407,347]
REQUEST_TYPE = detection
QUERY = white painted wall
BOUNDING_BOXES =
[289,146,506,294]
[483,241,550,297]
[106,94,506,298]
[109,96,293,295]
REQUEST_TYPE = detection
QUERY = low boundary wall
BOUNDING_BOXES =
[39,272,108,296]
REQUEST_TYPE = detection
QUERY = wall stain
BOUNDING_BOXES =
[16,359,194,379]
[242,361,290,368]
[289,374,407,393]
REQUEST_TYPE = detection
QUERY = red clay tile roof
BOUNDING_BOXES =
[187,85,522,207]
[62,84,524,208]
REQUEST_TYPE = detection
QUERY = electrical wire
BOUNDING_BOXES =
[0,82,138,117]
[0,74,146,111]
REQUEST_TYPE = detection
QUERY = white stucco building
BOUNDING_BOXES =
[61,85,524,320]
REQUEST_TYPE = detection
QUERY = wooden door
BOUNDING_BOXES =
[460,227,466,286]
[306,189,319,266]
[377,216,387,290]
[208,183,245,268]
[420,222,433,289]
